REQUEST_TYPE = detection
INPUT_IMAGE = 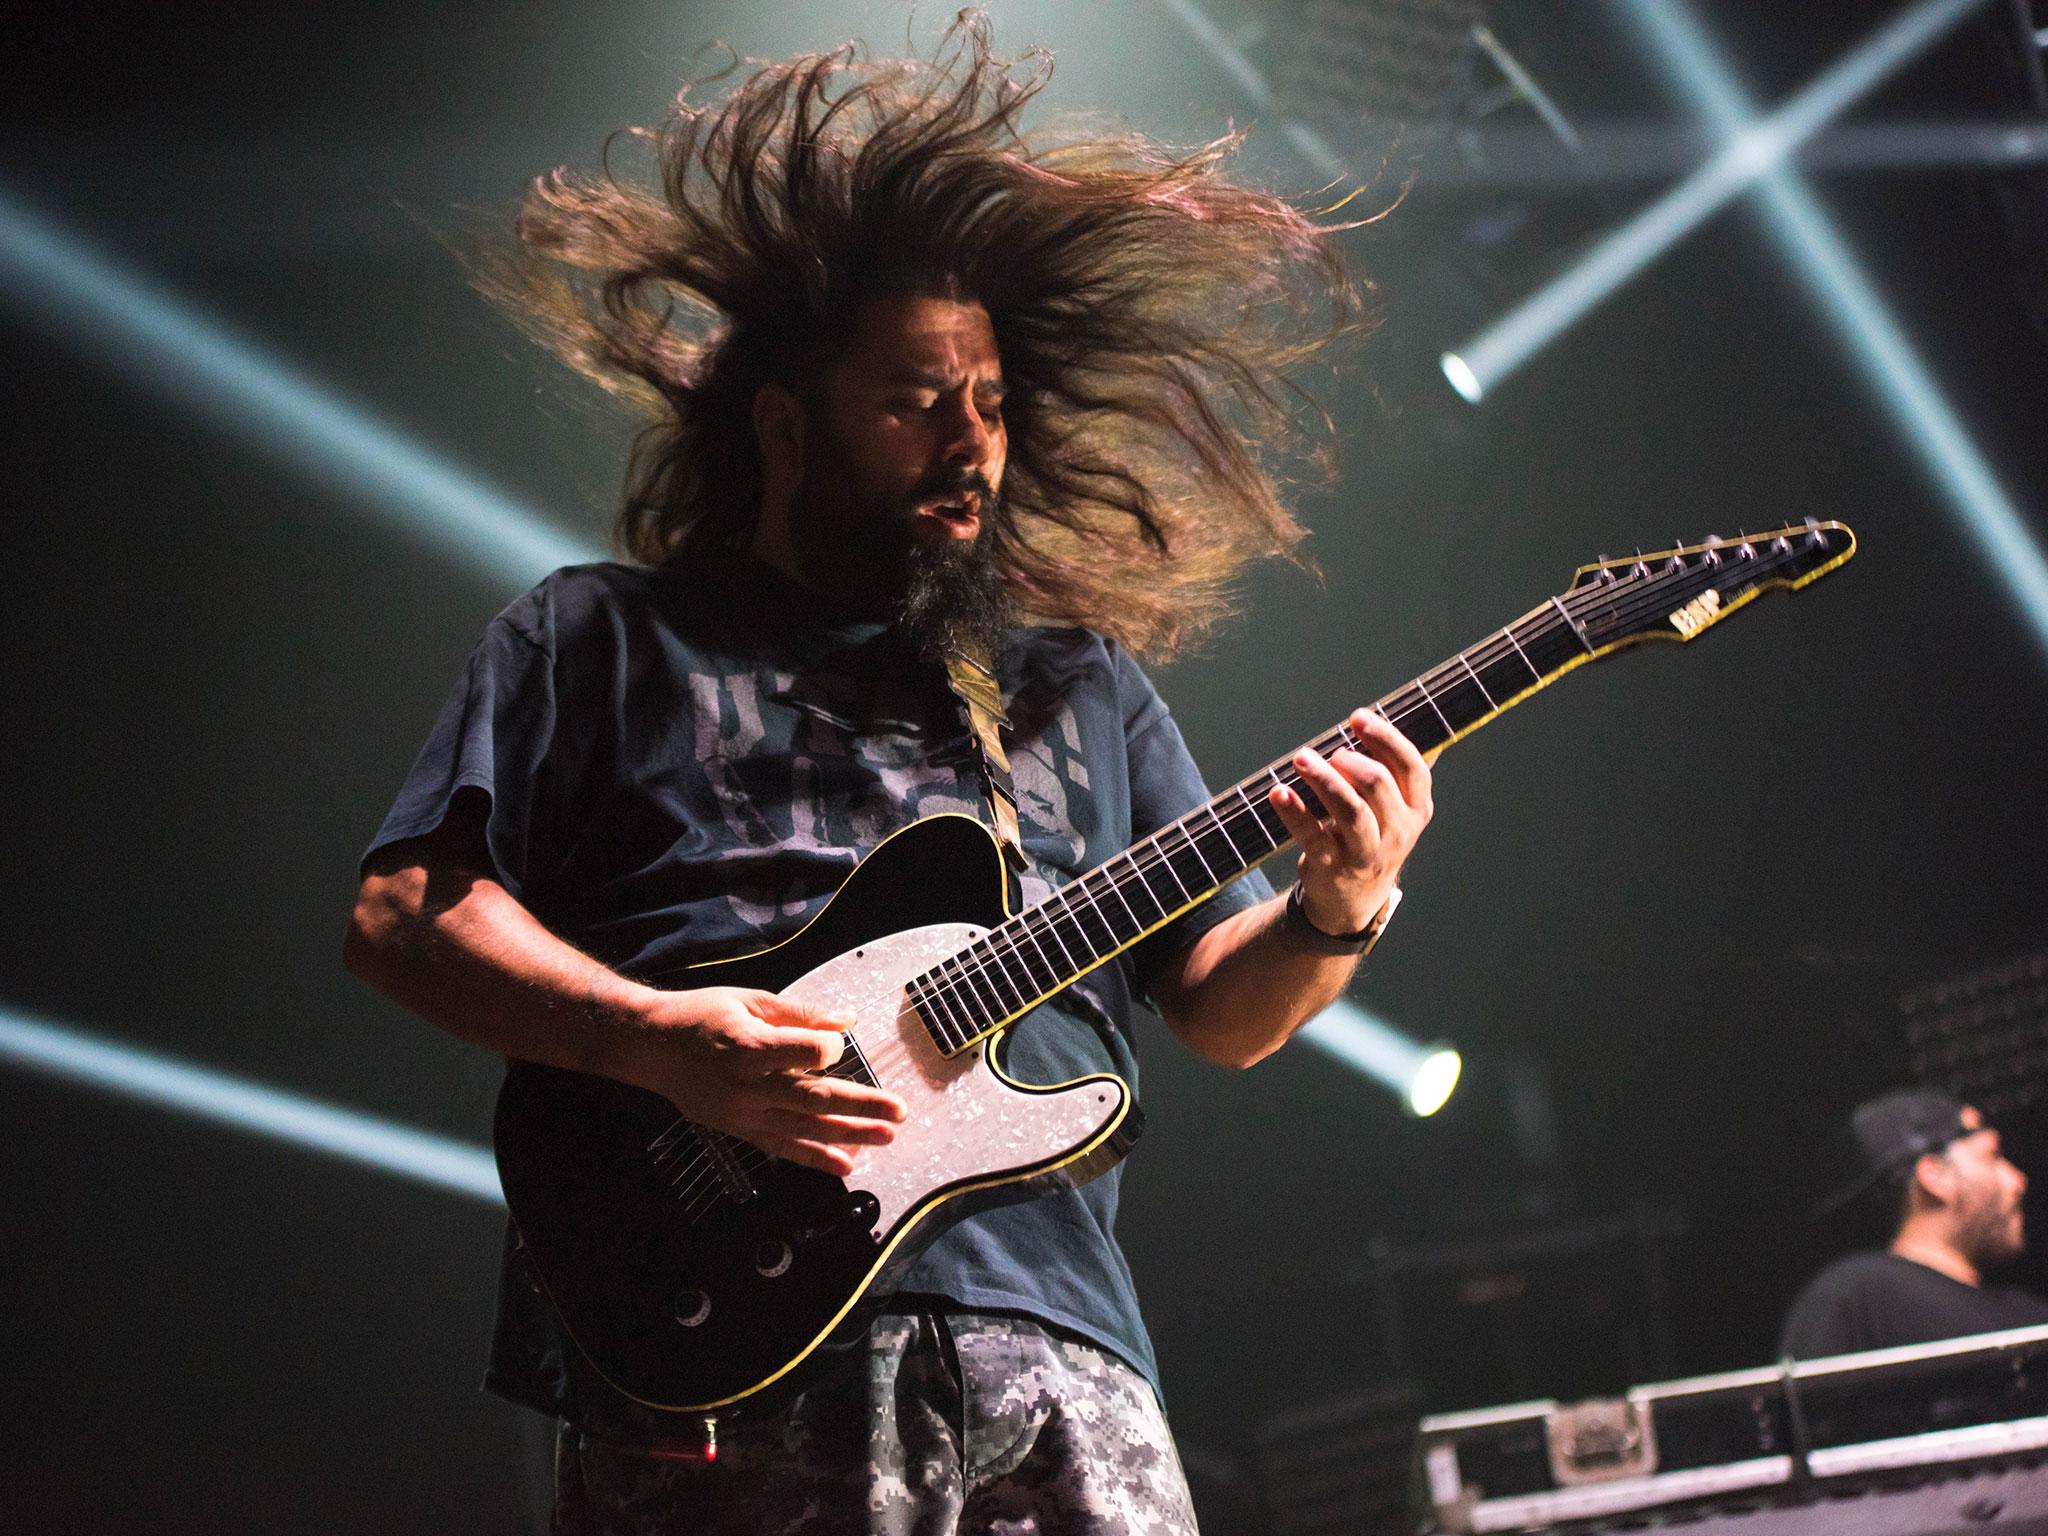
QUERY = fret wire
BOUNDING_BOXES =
[980,940,1032,1013]
[1101,859,1146,929]
[1032,895,1085,974]
[1413,673,1455,738]
[1064,876,1114,962]
[975,939,1025,1010]
[1056,884,1105,966]
[955,958,1005,1026]
[1163,825,1213,891]
[1549,594,1597,654]
[1146,835,1196,909]
[1125,844,1185,910]
[933,974,979,1046]
[1114,847,1163,921]
[1457,651,1498,710]
[1233,784,1279,853]
[1500,621,1542,685]
[1011,909,1066,991]
[1206,803,1246,864]
[919,979,967,1050]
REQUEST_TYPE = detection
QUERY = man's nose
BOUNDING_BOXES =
[938,395,994,464]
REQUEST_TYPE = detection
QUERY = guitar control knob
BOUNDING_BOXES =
[847,1192,880,1230]
[753,1240,793,1278]
[672,1288,712,1328]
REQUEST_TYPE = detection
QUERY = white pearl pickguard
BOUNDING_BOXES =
[778,922,1130,1235]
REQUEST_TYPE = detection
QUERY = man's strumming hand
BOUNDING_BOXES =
[614,985,908,1178]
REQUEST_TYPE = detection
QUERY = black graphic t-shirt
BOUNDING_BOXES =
[365,550,1272,1427]
[1779,1250,2048,1359]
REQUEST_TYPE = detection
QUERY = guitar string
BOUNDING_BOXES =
[652,534,1836,1209]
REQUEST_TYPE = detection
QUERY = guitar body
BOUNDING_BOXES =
[493,813,1143,1413]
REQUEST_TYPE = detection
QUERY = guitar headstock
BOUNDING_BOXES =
[1565,521,1855,652]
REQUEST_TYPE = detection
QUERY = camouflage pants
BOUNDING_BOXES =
[551,1309,1198,1535]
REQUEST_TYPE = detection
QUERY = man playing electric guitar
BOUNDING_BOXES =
[345,19,1430,1533]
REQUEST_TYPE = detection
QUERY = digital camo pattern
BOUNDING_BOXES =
[552,1312,1197,1536]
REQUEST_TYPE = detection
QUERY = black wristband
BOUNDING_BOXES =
[1281,882,1400,956]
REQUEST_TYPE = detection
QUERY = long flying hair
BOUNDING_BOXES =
[490,12,1370,656]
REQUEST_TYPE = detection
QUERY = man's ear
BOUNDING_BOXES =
[753,383,806,487]
[1912,1150,1958,1208]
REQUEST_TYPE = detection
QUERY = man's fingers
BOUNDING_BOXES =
[765,1072,908,1122]
[756,993,859,1034]
[1292,748,1380,852]
[1352,707,1432,814]
[751,1025,847,1072]
[758,1136,854,1177]
[762,1107,899,1146]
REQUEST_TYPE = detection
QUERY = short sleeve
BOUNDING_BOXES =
[361,583,560,902]
[1112,643,1276,1002]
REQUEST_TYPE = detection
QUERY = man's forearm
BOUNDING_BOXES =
[1154,890,1370,1070]
[344,859,664,1091]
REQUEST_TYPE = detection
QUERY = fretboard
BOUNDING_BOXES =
[905,591,1601,1056]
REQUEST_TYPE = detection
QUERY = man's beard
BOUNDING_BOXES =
[1954,1185,2027,1272]
[787,443,1011,663]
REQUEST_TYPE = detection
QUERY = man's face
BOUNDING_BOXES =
[1943,1106,2029,1270]
[785,294,1009,640]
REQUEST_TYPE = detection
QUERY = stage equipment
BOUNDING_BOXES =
[1418,1323,2048,1533]
[1255,1381,1428,1536]
[1356,1205,1685,1412]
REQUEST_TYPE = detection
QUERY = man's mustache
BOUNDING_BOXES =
[906,466,997,506]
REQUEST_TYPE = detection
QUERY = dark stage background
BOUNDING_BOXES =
[5,1,2046,1529]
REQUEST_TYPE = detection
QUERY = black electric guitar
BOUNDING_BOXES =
[494,522,1856,1413]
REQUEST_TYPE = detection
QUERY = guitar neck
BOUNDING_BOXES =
[905,523,1854,1056]
[907,596,1596,1054]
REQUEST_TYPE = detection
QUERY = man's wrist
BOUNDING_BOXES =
[1281,882,1401,957]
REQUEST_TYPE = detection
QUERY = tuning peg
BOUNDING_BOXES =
[1665,551,1685,572]
[1773,535,1792,555]
[1699,535,1723,567]
[1629,546,1649,579]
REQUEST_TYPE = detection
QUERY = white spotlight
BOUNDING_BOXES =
[1406,1047,1464,1118]
[1440,352,1485,404]
[1296,998,1463,1116]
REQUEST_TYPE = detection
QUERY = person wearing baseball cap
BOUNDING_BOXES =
[1779,1087,2047,1359]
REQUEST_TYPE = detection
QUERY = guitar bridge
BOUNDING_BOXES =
[695,1125,757,1204]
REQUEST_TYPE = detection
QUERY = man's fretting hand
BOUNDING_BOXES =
[621,985,908,1177]
[1268,707,1433,935]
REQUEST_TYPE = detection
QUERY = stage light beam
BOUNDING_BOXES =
[1440,0,1991,401]
[1296,998,1462,1116]
[1618,0,2048,661]
[0,189,603,588]
[0,1007,505,1205]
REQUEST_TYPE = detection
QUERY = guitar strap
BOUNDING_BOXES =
[941,645,1031,875]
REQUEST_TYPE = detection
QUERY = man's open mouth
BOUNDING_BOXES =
[916,493,981,534]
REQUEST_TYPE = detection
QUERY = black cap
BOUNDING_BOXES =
[1816,1087,1973,1216]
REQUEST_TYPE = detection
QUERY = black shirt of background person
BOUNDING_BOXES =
[1779,1251,2048,1359]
